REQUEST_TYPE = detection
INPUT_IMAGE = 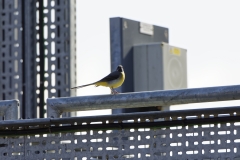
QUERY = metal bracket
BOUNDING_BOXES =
[0,100,19,120]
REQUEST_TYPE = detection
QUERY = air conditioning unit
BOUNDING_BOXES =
[133,42,187,92]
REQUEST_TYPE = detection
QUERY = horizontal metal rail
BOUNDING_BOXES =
[0,105,240,136]
[0,116,239,136]
[0,105,239,126]
[0,100,19,120]
[47,85,240,117]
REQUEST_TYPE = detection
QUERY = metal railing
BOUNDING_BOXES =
[0,85,240,159]
[47,85,240,118]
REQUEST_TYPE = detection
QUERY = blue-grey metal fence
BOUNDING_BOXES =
[0,85,240,159]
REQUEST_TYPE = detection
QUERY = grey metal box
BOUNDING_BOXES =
[110,18,169,114]
[133,42,187,92]
[110,17,169,93]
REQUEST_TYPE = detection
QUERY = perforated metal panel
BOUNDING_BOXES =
[0,0,23,108]
[35,0,76,118]
[0,0,76,118]
[0,107,240,159]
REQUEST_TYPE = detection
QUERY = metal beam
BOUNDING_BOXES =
[47,85,240,117]
[22,0,37,119]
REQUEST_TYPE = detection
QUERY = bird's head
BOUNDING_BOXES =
[116,65,124,72]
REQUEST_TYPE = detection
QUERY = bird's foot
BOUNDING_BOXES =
[111,90,119,95]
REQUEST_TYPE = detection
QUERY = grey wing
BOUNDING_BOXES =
[98,71,120,82]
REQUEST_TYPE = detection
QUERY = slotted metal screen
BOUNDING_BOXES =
[0,107,240,159]
[0,0,76,118]
[0,0,23,108]
[35,0,76,118]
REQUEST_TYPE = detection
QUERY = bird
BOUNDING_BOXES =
[71,65,125,94]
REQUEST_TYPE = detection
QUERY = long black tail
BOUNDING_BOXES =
[71,83,95,89]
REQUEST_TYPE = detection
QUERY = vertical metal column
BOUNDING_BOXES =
[22,0,37,118]
[0,0,23,117]
[69,0,77,99]
[35,0,76,117]
[37,0,45,118]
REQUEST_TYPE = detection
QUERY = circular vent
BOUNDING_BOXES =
[167,57,184,89]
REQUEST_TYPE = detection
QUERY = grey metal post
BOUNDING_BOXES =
[22,0,37,118]
[47,85,240,118]
[69,0,77,117]
[0,100,19,120]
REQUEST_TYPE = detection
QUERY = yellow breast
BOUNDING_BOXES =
[95,72,125,88]
[110,72,125,88]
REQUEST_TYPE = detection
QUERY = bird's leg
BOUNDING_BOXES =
[110,87,114,94]
[113,89,118,94]
[110,87,118,95]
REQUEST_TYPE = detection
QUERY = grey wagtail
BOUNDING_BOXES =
[71,65,125,94]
